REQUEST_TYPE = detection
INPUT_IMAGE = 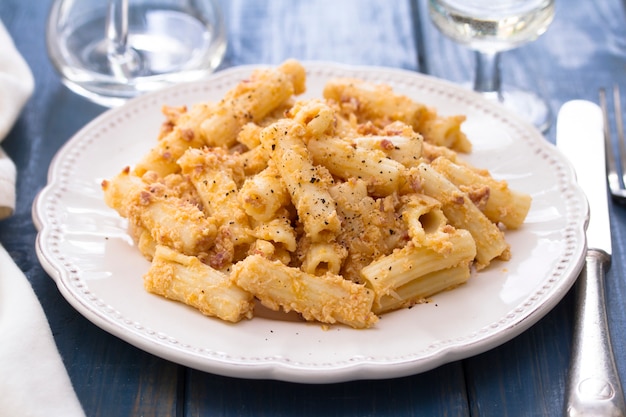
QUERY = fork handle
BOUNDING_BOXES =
[564,249,626,417]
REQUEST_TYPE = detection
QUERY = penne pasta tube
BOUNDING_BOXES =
[102,166,142,218]
[248,239,292,265]
[232,254,378,329]
[144,245,254,323]
[328,178,407,283]
[236,122,264,150]
[129,222,157,260]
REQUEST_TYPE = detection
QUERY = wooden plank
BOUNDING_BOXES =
[463,297,574,416]
[220,0,419,69]
[186,364,469,417]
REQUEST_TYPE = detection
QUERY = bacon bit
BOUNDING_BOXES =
[409,175,423,192]
[122,166,131,174]
[139,191,152,205]
[182,128,195,141]
[101,179,109,190]
[466,186,490,209]
[160,121,175,135]
[356,121,379,135]
[209,251,229,269]
[162,151,172,160]
[452,194,465,205]
[379,139,395,151]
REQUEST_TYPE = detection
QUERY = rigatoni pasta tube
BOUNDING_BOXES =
[301,241,347,276]
[307,135,406,197]
[260,119,341,242]
[249,212,297,252]
[353,132,423,168]
[238,163,290,222]
[134,103,215,177]
[201,59,307,148]
[133,192,217,257]
[323,77,428,130]
[374,264,471,314]
[400,193,455,254]
[144,245,254,323]
[102,168,217,257]
[430,157,531,229]
[236,145,270,177]
[178,147,249,230]
[419,112,471,153]
[360,229,476,308]
[287,98,336,137]
[323,77,471,152]
[413,163,509,269]
[232,254,378,329]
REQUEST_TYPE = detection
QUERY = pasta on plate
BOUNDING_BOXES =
[101,59,531,329]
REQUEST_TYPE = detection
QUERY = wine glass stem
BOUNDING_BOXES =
[106,0,129,57]
[105,0,141,79]
[473,50,502,101]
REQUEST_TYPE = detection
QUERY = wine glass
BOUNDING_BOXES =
[428,0,555,131]
[47,0,227,107]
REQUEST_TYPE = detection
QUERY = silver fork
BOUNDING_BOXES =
[600,85,626,201]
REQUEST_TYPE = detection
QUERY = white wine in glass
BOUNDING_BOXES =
[428,0,555,131]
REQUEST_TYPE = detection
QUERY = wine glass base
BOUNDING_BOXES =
[470,86,552,133]
[499,89,552,132]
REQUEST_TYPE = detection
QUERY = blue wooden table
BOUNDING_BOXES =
[2,0,626,415]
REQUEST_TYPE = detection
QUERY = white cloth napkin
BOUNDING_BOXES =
[0,20,85,417]
[0,246,85,417]
[0,18,33,219]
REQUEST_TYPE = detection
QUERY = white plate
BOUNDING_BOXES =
[33,62,587,383]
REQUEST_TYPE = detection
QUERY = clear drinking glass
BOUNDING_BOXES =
[47,0,227,107]
[428,0,555,131]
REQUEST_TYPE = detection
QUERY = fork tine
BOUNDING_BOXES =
[599,87,624,200]
[611,85,626,192]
